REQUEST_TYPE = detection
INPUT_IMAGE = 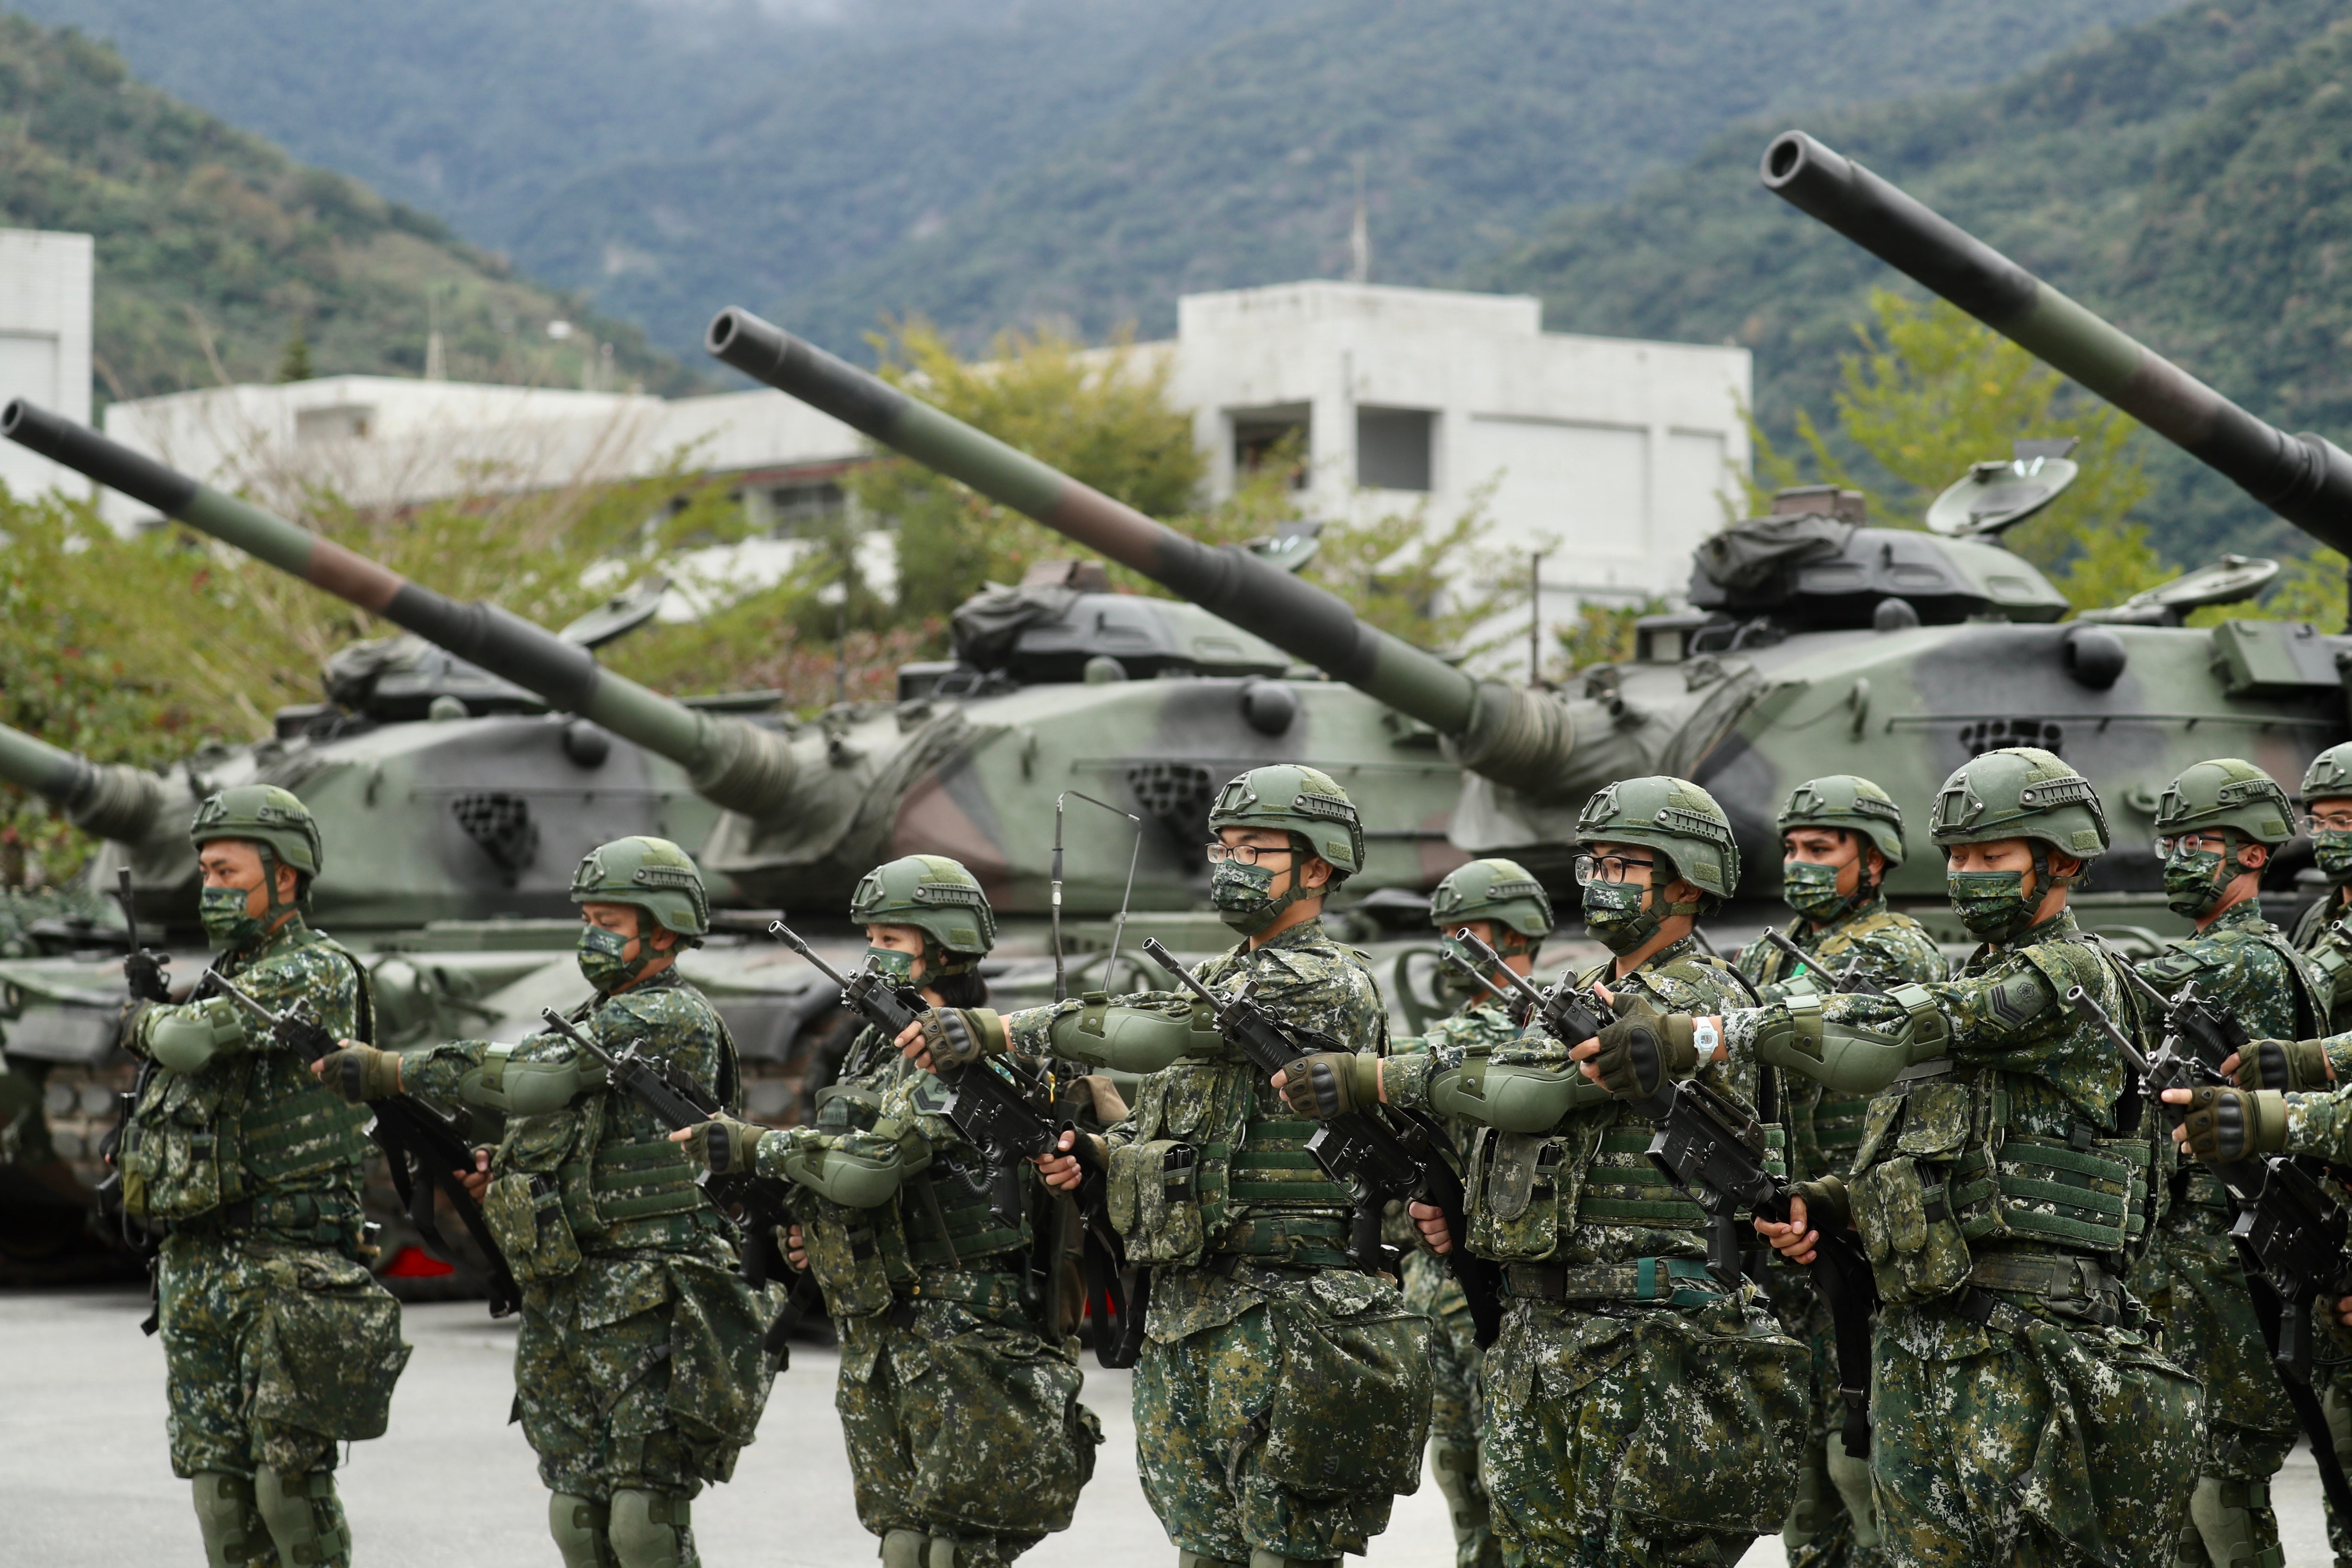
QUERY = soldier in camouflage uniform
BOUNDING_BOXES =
[686,854,1102,1568]
[1286,777,1809,1565]
[2132,760,2327,1568]
[1407,857,1554,1568]
[921,766,1431,1568]
[2292,743,2352,1038]
[319,837,768,1568]
[1733,775,1945,1568]
[1612,748,2198,1566]
[118,786,407,1568]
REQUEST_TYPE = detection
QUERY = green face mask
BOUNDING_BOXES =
[1211,857,1313,936]
[1947,869,2038,943]
[2162,846,2231,919]
[864,945,917,986]
[2312,830,2352,883]
[199,884,270,953]
[577,924,648,993]
[1582,878,1664,955]
[1781,859,1859,925]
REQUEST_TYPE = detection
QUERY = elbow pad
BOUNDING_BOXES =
[460,1044,596,1115]
[778,1125,931,1209]
[1752,985,1946,1096]
[146,996,248,1073]
[1429,1061,1614,1133]
[1045,999,1226,1074]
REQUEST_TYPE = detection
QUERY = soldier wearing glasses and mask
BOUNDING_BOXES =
[2291,743,2352,1035]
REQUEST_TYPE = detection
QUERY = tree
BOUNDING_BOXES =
[275,322,313,383]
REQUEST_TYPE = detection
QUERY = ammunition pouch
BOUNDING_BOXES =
[802,1196,905,1318]
[120,1057,251,1224]
[1465,1127,1571,1262]
[483,1172,584,1283]
[1108,1139,1213,1266]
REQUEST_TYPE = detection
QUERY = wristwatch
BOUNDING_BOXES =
[1692,1018,1721,1060]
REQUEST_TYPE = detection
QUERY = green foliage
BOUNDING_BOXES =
[1550,597,1670,676]
[273,322,312,384]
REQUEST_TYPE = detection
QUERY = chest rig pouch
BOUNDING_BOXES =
[483,1091,597,1284]
[119,1051,255,1223]
[798,1082,916,1317]
[1106,1058,1243,1267]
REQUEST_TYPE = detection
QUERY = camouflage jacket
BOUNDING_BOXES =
[122,916,371,1227]
[2291,885,2352,1037]
[407,967,737,1256]
[1735,899,1947,1183]
[2139,900,2321,1044]
[1397,993,1526,1083]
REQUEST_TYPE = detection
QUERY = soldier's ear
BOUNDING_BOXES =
[1300,855,1333,891]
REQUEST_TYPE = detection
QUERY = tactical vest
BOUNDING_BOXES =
[1750,913,1916,1180]
[1846,936,2156,1323]
[2292,893,2352,1031]
[119,933,374,1242]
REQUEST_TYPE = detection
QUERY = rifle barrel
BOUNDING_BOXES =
[769,919,854,988]
[2064,985,2152,1077]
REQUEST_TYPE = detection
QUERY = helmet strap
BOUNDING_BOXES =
[924,939,980,980]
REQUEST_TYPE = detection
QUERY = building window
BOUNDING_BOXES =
[1233,407,1311,492]
[295,404,374,443]
[1357,406,1433,492]
[748,480,847,537]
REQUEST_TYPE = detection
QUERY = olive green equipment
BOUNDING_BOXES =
[848,853,993,972]
[2303,743,2352,803]
[569,835,711,939]
[1575,774,1740,900]
[1428,856,1552,941]
[1777,774,1905,864]
[2152,759,2294,847]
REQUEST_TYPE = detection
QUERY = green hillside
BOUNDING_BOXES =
[1475,0,2352,564]
[0,13,687,404]
[13,0,2181,360]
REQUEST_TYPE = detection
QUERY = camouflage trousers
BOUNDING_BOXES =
[1479,1286,1807,1566]
[1870,1293,2201,1567]
[158,1227,407,1479]
[1761,1266,1879,1568]
[1133,1262,1431,1562]
[833,1278,1101,1565]
[514,1245,771,1511]
[1402,1250,1501,1568]
[2139,1219,2298,1567]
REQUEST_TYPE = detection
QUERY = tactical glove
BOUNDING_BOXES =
[688,1115,766,1178]
[1785,1176,1853,1232]
[916,1007,1004,1069]
[316,1042,404,1103]
[2236,1036,2332,1093]
[1276,1051,1382,1120]
[124,949,172,1004]
[1591,1002,1699,1105]
[2176,1086,2288,1164]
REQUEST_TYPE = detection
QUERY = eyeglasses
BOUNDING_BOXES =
[2154,832,2232,860]
[1574,853,1655,885]
[2307,811,2352,834]
[1204,842,1297,867]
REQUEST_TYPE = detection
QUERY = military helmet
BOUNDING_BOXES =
[1207,764,1364,876]
[190,785,323,878]
[1929,747,2109,859]
[1574,776,1741,899]
[2153,758,2294,847]
[1778,775,1906,866]
[2302,743,2352,804]
[850,854,996,956]
[570,836,710,939]
[1429,858,1553,939]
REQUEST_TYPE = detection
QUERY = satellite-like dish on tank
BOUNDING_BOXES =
[1925,438,2082,537]
[2078,554,2281,625]
[558,573,670,648]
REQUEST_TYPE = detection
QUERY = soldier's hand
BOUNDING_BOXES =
[456,1148,490,1204]
[312,1041,402,1102]
[1409,1198,1452,1255]
[1585,1001,1697,1102]
[1272,1052,1381,1119]
[902,1008,1003,1072]
[2233,1036,2333,1093]
[2160,1085,2288,1162]
[786,1223,809,1272]
[124,949,171,1004]
[1035,1127,1091,1192]
[1755,1194,1819,1267]
[671,1115,763,1176]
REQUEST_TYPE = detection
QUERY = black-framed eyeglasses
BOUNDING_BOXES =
[2154,832,2232,860]
[1205,842,1297,867]
[1574,853,1654,885]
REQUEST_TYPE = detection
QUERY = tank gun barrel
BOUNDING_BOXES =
[0,720,166,840]
[705,306,1577,795]
[1761,130,2352,554]
[0,401,800,817]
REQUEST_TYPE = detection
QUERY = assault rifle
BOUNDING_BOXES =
[203,971,522,1318]
[96,869,162,1243]
[1138,937,1501,1346]
[2068,982,2352,1519]
[533,1006,819,1364]
[1456,928,1879,1456]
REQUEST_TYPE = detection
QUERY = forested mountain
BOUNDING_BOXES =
[0,15,686,404]
[10,0,2181,358]
[1476,0,2352,561]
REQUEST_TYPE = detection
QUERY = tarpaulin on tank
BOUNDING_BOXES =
[1695,515,1856,593]
[950,582,1082,671]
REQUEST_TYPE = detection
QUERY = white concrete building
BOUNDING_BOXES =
[0,229,94,503]
[98,281,1751,637]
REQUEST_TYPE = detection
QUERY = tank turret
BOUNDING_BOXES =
[1761,129,2352,553]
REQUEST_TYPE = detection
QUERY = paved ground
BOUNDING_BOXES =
[1,1287,2337,1565]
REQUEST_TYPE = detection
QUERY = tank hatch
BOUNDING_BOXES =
[284,634,548,733]
[1687,486,2068,631]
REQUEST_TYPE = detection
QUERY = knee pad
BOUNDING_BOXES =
[1825,1437,1879,1550]
[551,1493,616,1568]
[1247,1553,1337,1568]
[2188,1473,2284,1568]
[1175,1553,1246,1568]
[191,1473,268,1568]
[254,1468,350,1568]
[609,1489,692,1568]
[1430,1440,1491,1536]
[882,1531,929,1568]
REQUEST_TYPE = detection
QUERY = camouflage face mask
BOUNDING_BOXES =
[1581,878,1663,955]
[1211,856,1314,936]
[198,884,269,953]
[1947,869,2037,943]
[577,923,649,993]
[864,945,917,985]
[2162,845,2232,920]
[1780,858,1859,926]
[2312,830,2352,883]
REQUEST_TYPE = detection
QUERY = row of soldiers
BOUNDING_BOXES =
[100,739,2352,1568]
